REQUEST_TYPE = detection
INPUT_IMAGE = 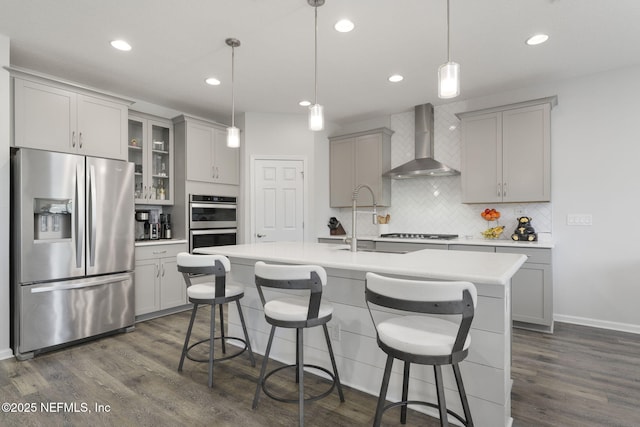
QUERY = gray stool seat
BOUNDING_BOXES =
[252,261,345,427]
[177,252,255,388]
[377,315,471,356]
[365,272,477,427]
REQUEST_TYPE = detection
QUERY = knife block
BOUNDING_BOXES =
[330,223,346,235]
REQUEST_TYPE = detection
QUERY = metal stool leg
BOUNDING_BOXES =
[434,365,449,427]
[322,324,345,402]
[297,327,304,427]
[208,304,216,388]
[295,329,301,384]
[253,325,276,409]
[401,361,410,424]
[452,363,473,426]
[235,299,256,366]
[219,303,226,354]
[179,304,198,372]
[374,355,394,427]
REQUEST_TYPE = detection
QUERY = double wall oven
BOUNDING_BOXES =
[189,194,237,252]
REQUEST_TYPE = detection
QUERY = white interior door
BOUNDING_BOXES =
[254,159,304,243]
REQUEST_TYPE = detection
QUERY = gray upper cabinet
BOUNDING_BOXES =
[458,97,556,203]
[13,74,129,161]
[329,128,393,207]
[173,115,239,185]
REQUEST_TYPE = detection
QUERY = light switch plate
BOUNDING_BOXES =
[567,214,593,226]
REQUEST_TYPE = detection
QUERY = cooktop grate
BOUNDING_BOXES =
[380,233,458,240]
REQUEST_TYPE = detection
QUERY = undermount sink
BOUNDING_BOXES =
[337,248,409,254]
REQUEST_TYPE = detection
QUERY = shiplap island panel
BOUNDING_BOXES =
[196,242,526,427]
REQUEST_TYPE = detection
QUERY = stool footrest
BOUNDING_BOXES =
[382,399,470,426]
[262,363,338,404]
[186,336,250,364]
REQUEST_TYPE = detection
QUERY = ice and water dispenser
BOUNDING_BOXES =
[34,199,72,241]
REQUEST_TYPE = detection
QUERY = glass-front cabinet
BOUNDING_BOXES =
[128,112,173,205]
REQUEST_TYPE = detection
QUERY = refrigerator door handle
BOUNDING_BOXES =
[89,164,97,267]
[75,164,83,268]
[29,273,133,294]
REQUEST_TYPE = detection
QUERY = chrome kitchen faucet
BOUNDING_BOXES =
[349,184,377,252]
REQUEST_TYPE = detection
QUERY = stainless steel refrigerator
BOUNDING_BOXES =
[11,148,135,360]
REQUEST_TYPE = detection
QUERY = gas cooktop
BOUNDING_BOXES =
[380,233,459,240]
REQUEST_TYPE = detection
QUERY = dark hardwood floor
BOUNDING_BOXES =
[1,309,639,427]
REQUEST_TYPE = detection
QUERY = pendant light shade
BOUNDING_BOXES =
[309,104,324,131]
[226,38,241,148]
[227,126,240,148]
[438,61,460,99]
[438,0,460,99]
[308,0,325,131]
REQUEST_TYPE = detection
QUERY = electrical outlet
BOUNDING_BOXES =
[567,214,593,226]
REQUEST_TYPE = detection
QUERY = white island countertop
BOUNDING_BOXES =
[196,241,527,286]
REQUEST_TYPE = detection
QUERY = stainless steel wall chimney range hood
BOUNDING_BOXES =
[384,103,459,179]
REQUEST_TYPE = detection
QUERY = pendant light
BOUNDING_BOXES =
[308,0,325,131]
[438,0,460,99]
[226,38,241,148]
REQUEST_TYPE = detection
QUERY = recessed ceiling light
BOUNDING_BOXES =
[205,77,221,86]
[388,74,404,83]
[526,34,549,46]
[334,19,355,33]
[110,40,132,51]
[449,125,457,131]
[299,100,311,107]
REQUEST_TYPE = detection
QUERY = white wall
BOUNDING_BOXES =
[0,34,12,359]
[239,112,336,244]
[547,65,640,331]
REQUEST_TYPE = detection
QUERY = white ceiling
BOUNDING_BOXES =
[1,0,640,125]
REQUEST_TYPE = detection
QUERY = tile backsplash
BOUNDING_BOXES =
[337,105,552,240]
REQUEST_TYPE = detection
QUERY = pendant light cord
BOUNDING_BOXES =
[446,0,451,63]
[314,4,319,105]
[231,44,236,128]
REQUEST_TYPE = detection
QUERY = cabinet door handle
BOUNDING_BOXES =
[152,250,167,255]
[79,132,83,148]
[155,264,159,278]
[72,131,76,147]
[257,233,266,238]
[161,264,165,277]
[497,183,501,197]
[503,182,507,198]
[212,166,215,179]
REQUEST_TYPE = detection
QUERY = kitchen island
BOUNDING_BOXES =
[196,242,526,427]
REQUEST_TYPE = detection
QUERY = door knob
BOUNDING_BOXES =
[257,233,266,238]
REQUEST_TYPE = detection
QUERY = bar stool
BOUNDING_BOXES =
[365,272,477,427]
[252,261,345,426]
[177,252,255,388]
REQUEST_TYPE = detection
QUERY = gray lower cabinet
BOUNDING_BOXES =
[449,244,496,252]
[376,241,446,251]
[497,247,553,331]
[317,237,375,250]
[134,242,188,317]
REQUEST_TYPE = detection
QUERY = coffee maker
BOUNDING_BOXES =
[135,210,151,240]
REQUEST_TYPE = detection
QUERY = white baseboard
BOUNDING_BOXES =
[0,348,14,360]
[554,314,640,335]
